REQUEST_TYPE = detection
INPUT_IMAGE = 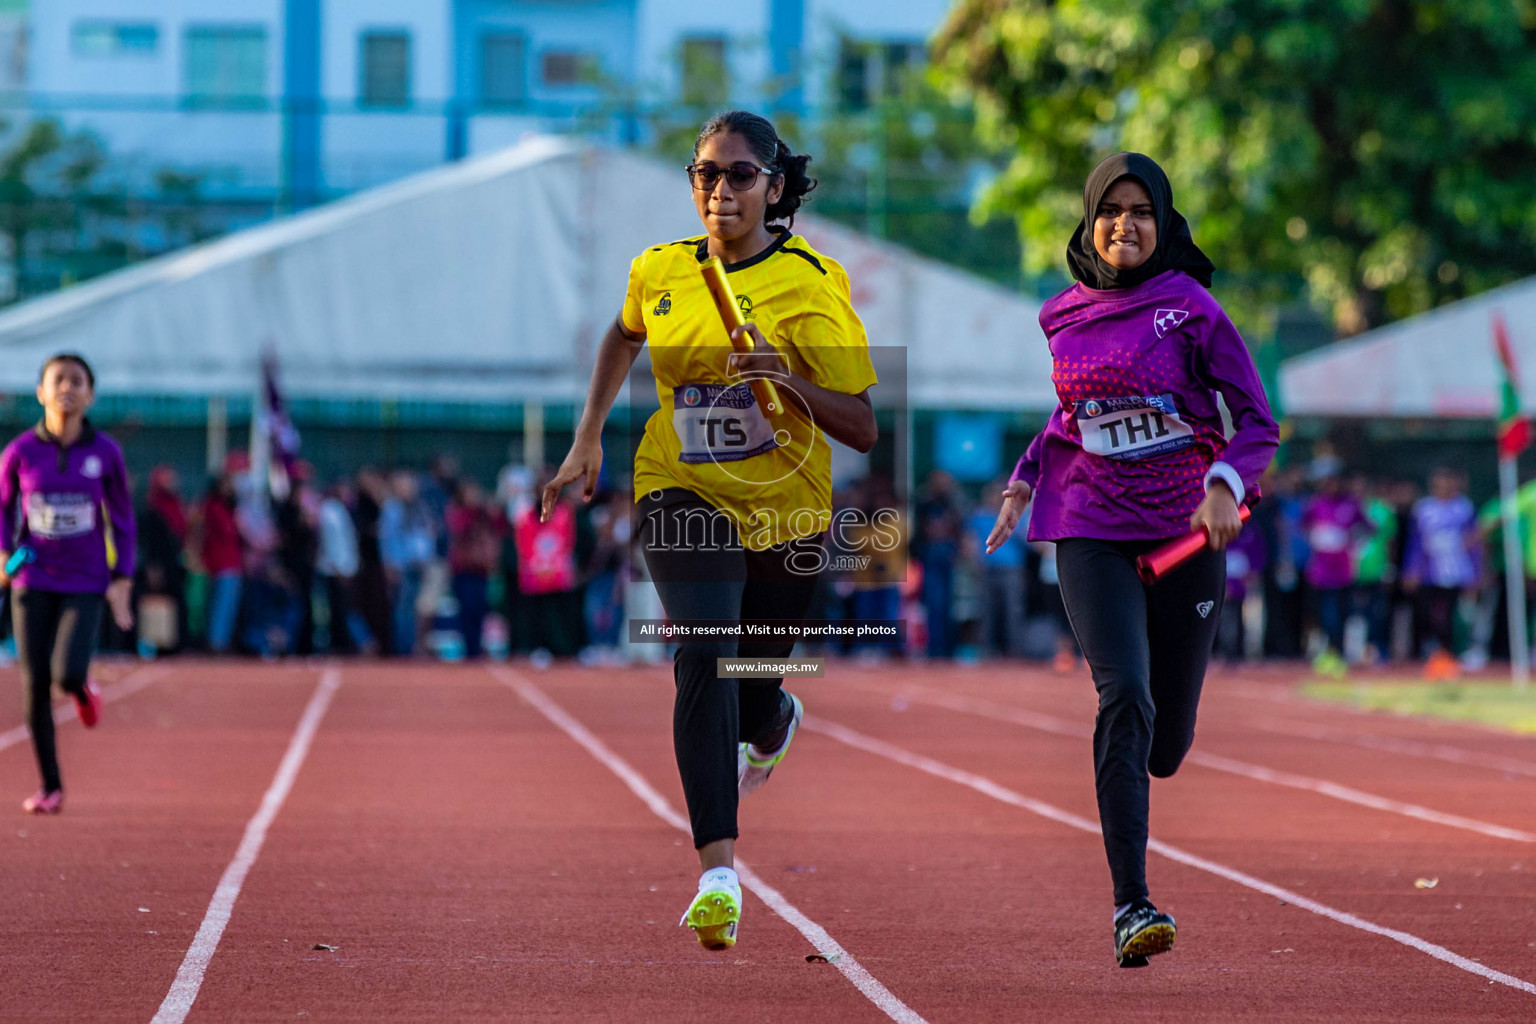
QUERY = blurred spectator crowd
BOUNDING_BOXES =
[21,444,1533,673]
[98,450,631,664]
[848,453,1525,677]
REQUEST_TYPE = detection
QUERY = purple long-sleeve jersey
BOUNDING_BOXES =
[1012,271,1279,542]
[0,423,136,593]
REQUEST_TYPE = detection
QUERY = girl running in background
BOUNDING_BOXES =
[987,153,1278,967]
[543,110,877,951]
[1404,466,1480,668]
[0,353,136,814]
[1301,464,1372,666]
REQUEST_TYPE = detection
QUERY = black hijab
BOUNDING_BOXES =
[1065,152,1214,290]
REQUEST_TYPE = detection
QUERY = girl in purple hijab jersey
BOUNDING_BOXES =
[987,153,1279,967]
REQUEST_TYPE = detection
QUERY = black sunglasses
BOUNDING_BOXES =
[686,161,778,192]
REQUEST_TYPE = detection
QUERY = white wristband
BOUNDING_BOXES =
[1203,461,1245,506]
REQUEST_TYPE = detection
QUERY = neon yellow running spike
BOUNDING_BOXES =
[680,887,741,951]
[739,693,804,798]
[1122,921,1176,958]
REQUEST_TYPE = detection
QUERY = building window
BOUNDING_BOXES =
[837,37,926,111]
[360,31,410,107]
[884,41,926,92]
[72,22,159,58]
[184,26,267,107]
[541,51,599,87]
[481,33,526,108]
[680,36,727,106]
[837,41,869,111]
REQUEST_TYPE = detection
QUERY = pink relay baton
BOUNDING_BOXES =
[1135,504,1251,585]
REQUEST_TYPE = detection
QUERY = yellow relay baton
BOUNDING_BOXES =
[699,256,784,421]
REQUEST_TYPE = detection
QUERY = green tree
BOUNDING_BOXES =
[805,83,1024,289]
[640,56,1024,289]
[0,119,212,305]
[934,0,1536,334]
[0,120,110,298]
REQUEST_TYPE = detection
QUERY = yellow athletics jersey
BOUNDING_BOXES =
[623,229,878,550]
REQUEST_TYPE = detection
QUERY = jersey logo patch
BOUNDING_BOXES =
[736,294,756,321]
[1153,308,1189,337]
[81,455,103,479]
[1197,600,1214,619]
[653,292,672,316]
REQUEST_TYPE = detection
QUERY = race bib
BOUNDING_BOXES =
[26,493,96,538]
[673,383,779,464]
[1309,522,1349,553]
[1074,394,1195,461]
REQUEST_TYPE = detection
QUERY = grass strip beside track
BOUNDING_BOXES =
[1304,680,1536,733]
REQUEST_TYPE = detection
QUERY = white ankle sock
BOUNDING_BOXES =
[699,867,740,892]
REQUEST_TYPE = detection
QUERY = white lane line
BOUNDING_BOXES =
[888,686,1090,740]
[150,668,342,1024]
[493,666,930,1024]
[1188,750,1536,842]
[802,713,1536,998]
[0,664,172,753]
[1253,719,1536,780]
[890,685,1536,844]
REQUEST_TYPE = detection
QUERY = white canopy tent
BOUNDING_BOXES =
[1279,276,1536,418]
[0,136,1051,412]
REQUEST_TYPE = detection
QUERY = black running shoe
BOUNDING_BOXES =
[1113,899,1176,968]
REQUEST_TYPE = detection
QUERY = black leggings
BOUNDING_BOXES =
[14,589,103,793]
[1055,537,1225,907]
[1415,585,1460,655]
[639,488,822,848]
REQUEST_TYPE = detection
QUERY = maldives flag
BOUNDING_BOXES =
[1495,313,1532,458]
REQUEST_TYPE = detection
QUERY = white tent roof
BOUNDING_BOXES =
[1280,276,1536,418]
[0,136,1051,411]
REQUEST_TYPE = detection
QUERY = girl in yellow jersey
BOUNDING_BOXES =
[542,110,877,950]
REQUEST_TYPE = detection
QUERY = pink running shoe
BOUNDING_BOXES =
[22,789,63,814]
[72,680,103,729]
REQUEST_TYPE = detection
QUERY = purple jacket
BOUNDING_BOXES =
[1302,493,1370,589]
[1012,271,1278,542]
[1224,523,1267,603]
[1403,495,1479,589]
[0,423,136,593]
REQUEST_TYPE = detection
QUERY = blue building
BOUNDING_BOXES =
[23,0,950,205]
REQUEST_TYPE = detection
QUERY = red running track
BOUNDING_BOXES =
[2,657,1534,1022]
